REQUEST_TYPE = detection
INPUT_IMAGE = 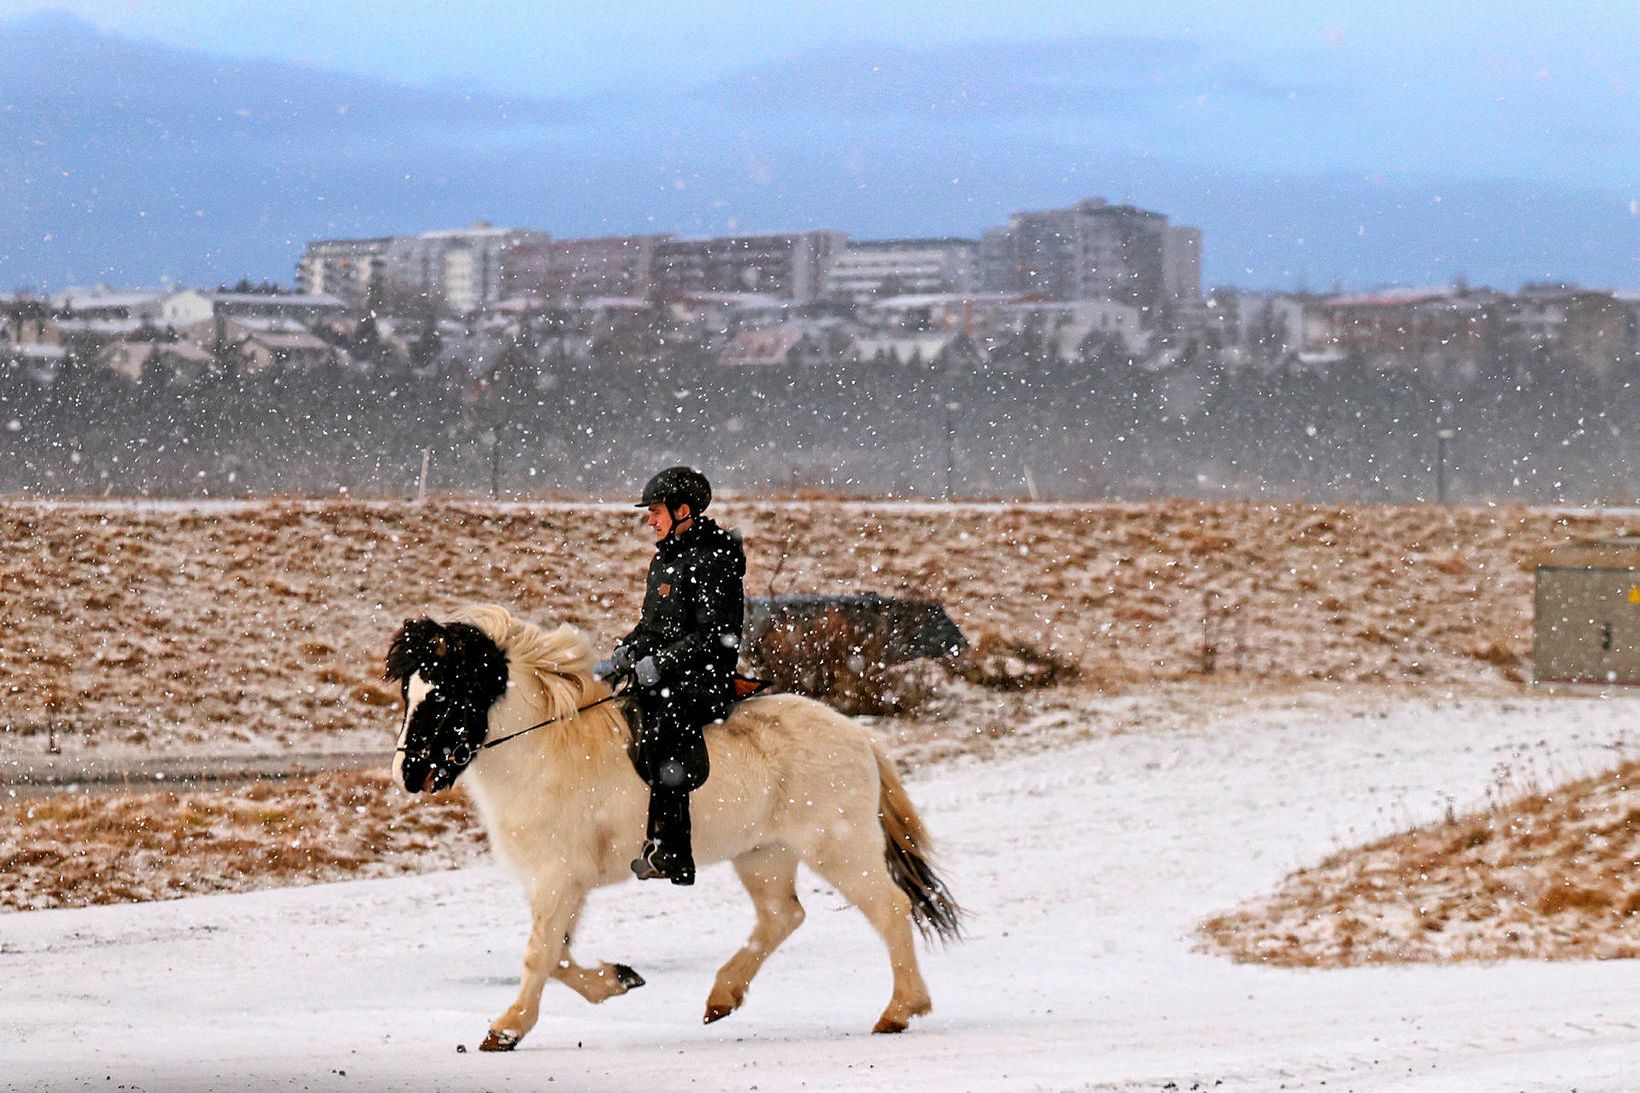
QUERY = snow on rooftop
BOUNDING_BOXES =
[871,292,1029,308]
[248,331,330,350]
[203,291,347,308]
[51,290,165,310]
[3,343,67,359]
[1322,288,1456,308]
[51,317,145,334]
[228,316,312,334]
[582,296,653,309]
[418,224,520,239]
[672,292,785,308]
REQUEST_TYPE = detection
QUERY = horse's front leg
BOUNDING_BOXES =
[552,953,647,1003]
[480,877,587,1052]
[550,903,647,1004]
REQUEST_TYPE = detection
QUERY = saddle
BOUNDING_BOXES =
[733,674,771,700]
[616,675,770,774]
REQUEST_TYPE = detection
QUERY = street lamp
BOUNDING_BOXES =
[943,401,961,500]
[1436,427,1456,505]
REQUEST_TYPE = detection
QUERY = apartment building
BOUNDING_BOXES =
[650,230,846,304]
[979,198,1202,324]
[824,238,979,303]
[502,234,668,302]
[298,223,549,314]
[296,237,393,307]
[394,223,550,313]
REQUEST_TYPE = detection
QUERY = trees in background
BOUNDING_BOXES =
[0,327,1634,502]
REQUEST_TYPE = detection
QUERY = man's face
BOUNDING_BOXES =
[644,502,690,540]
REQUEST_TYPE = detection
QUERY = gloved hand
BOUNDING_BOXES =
[633,655,661,689]
[594,645,635,681]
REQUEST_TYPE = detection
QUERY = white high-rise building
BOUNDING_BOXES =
[298,222,549,313]
[979,198,1202,325]
[296,237,393,307]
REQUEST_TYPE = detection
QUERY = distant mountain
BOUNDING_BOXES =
[0,12,578,289]
[0,12,1634,292]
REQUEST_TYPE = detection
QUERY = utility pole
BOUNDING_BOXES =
[490,423,504,500]
[943,401,960,501]
[1436,427,1455,505]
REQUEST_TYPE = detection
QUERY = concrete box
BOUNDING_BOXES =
[1534,536,1640,685]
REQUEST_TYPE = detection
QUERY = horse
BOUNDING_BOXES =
[385,604,962,1052]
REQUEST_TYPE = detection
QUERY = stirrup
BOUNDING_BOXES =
[630,842,694,885]
[630,839,665,880]
[630,854,667,881]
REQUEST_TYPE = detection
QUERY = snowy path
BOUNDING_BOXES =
[3,692,1638,1092]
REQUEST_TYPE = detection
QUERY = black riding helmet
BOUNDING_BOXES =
[637,466,711,515]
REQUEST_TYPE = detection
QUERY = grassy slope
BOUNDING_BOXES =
[5,497,1623,754]
[4,497,1637,932]
[1201,760,1640,965]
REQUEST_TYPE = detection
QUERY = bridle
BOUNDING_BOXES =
[394,688,625,766]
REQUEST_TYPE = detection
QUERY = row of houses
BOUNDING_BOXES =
[1,290,359,383]
[0,280,1157,384]
[1205,284,1640,375]
[8,276,1640,388]
[296,196,1205,327]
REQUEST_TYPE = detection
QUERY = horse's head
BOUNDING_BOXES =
[385,617,510,794]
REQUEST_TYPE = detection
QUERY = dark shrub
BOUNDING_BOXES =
[951,631,1080,691]
[745,608,934,717]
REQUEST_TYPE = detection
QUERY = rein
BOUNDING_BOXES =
[395,691,624,765]
[478,693,623,752]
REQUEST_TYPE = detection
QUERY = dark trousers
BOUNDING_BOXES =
[645,785,693,863]
[633,694,717,862]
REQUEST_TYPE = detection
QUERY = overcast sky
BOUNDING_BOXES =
[5,3,1636,189]
[1,2,1636,289]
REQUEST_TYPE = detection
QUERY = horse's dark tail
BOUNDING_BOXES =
[873,742,963,944]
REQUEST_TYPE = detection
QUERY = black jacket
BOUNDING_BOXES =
[620,516,745,711]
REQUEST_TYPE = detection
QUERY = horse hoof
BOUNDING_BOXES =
[871,1016,908,1035]
[614,964,646,991]
[703,1003,735,1025]
[479,1029,520,1052]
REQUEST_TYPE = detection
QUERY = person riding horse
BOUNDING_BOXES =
[595,466,745,886]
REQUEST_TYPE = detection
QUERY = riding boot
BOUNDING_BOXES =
[631,786,695,885]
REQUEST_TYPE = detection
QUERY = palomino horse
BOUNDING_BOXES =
[386,604,961,1052]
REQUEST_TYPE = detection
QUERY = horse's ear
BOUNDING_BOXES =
[385,617,441,681]
[385,620,414,682]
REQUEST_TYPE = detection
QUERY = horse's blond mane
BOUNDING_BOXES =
[453,603,602,726]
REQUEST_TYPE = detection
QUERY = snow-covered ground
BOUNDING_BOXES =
[4,690,1638,1092]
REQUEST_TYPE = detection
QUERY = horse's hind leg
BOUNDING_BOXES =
[703,844,805,1025]
[481,880,586,1052]
[807,841,932,1034]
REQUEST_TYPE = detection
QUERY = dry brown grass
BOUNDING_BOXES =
[0,772,484,911]
[1200,759,1640,966]
[2,498,1627,759]
[3,497,1634,915]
